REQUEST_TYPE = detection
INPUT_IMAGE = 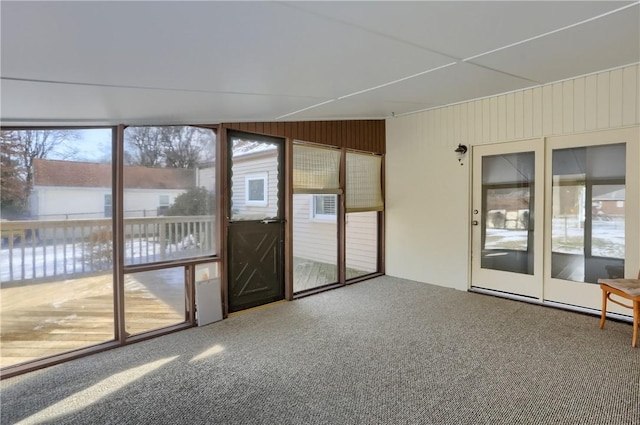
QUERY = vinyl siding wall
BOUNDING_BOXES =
[386,64,640,291]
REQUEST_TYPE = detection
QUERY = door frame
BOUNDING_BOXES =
[223,129,287,314]
[543,126,640,312]
[470,126,639,317]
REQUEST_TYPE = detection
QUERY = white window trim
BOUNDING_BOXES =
[245,173,268,207]
[310,194,337,222]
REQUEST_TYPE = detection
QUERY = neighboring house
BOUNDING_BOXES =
[30,159,195,220]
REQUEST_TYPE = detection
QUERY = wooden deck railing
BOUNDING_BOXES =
[0,216,215,283]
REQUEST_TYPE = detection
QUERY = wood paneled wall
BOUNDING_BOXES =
[409,64,639,146]
[222,120,385,154]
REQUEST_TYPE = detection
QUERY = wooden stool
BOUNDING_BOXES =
[598,270,640,348]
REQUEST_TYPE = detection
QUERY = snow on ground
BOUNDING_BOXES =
[1,236,207,283]
[483,219,624,257]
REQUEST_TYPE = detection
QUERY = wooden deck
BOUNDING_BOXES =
[1,258,372,369]
[293,257,372,292]
[0,274,184,369]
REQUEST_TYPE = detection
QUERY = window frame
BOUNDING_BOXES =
[310,194,338,222]
[245,173,268,207]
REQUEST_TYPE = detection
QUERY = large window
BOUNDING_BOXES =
[0,128,115,369]
[551,144,625,283]
[123,125,217,265]
[1,125,219,375]
[292,143,341,292]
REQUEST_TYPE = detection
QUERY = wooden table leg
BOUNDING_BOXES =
[633,300,639,348]
[599,287,608,330]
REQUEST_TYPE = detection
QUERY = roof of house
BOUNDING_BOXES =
[33,159,195,189]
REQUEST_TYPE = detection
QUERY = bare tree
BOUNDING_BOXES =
[1,129,79,188]
[0,129,79,215]
[162,126,214,168]
[124,126,215,168]
[123,126,165,167]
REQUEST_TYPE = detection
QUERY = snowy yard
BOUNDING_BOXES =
[1,236,208,283]
[484,218,624,258]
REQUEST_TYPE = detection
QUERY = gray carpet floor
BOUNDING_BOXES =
[1,276,639,425]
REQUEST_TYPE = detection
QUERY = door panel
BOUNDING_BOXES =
[227,130,285,313]
[544,127,639,313]
[228,221,284,312]
[471,139,544,299]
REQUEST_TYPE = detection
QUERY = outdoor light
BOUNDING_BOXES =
[455,144,468,165]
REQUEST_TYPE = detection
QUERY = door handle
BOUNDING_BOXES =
[260,219,281,224]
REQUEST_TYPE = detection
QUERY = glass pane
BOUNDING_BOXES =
[592,185,624,258]
[551,144,625,283]
[230,137,280,221]
[481,152,534,275]
[123,126,216,265]
[0,128,114,368]
[346,212,378,279]
[125,267,186,336]
[293,194,337,292]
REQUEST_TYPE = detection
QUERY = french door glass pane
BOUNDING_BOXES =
[481,152,534,275]
[551,144,625,283]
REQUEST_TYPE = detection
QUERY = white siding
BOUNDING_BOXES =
[293,195,337,265]
[230,153,279,219]
[386,64,640,291]
[292,195,378,272]
[197,166,216,192]
[346,211,377,272]
[124,189,187,217]
[31,186,187,220]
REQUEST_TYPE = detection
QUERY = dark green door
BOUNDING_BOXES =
[227,130,285,312]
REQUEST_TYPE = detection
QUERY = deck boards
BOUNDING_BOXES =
[1,258,372,369]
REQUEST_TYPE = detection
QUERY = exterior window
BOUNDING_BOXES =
[104,194,112,218]
[245,174,268,206]
[157,195,170,215]
[312,195,337,221]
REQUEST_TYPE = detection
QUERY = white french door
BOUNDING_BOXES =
[543,127,639,312]
[471,126,639,315]
[471,138,544,299]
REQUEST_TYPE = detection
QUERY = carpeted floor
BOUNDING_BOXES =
[2,276,639,425]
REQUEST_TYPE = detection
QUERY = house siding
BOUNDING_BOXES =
[31,186,188,220]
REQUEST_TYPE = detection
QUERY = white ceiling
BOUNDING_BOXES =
[1,1,638,126]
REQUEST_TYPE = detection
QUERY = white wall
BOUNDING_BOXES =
[386,64,640,291]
